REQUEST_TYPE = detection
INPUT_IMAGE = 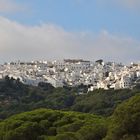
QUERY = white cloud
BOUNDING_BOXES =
[0,16,140,63]
[0,0,23,13]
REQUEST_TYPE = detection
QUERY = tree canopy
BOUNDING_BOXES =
[0,77,140,139]
[0,109,107,140]
[0,77,140,119]
[104,95,140,140]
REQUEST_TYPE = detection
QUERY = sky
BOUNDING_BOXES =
[0,0,140,63]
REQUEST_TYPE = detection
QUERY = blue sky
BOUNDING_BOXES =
[4,0,140,38]
[0,0,140,63]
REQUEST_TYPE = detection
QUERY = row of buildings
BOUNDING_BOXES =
[0,59,140,91]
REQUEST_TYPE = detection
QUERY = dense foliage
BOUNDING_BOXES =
[0,77,140,119]
[1,77,140,139]
[0,109,107,140]
[104,95,140,140]
[72,88,139,116]
[2,94,140,140]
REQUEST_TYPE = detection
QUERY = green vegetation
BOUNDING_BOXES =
[104,95,140,140]
[71,88,139,116]
[0,109,107,140]
[0,77,140,119]
[1,94,140,140]
[1,77,140,139]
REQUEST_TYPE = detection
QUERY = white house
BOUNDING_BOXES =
[120,76,131,89]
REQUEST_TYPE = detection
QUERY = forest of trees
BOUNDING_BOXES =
[0,77,140,119]
[0,109,107,140]
[0,77,140,139]
[1,95,140,140]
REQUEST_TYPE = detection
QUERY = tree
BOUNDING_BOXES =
[104,95,140,140]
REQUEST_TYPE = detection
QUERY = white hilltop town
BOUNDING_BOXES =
[0,59,140,92]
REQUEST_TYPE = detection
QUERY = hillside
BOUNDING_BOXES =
[1,77,140,139]
[0,77,140,119]
[1,95,140,140]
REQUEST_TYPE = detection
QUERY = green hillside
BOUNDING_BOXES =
[1,76,140,140]
[0,77,140,119]
[104,95,140,140]
[1,95,140,140]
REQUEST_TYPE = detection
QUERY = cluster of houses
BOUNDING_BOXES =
[0,59,140,91]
